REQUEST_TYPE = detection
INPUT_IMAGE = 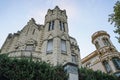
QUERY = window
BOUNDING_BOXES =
[61,39,67,53]
[102,38,111,46]
[112,57,120,70]
[47,39,53,54]
[26,44,34,51]
[59,21,65,31]
[48,21,54,31]
[86,63,91,68]
[114,72,120,77]
[32,29,35,35]
[103,61,112,73]
[95,41,100,49]
[72,55,77,64]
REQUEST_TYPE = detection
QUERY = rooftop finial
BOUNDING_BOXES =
[54,6,60,10]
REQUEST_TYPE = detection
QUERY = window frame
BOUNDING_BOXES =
[112,57,120,70]
[102,38,111,46]
[71,54,77,64]
[59,21,65,31]
[46,39,53,54]
[95,41,100,49]
[102,61,112,73]
[32,29,35,35]
[48,21,54,31]
[61,39,67,54]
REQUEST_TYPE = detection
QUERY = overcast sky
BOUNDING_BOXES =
[0,0,119,58]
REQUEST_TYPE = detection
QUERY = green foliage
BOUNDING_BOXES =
[0,54,68,80]
[79,67,118,80]
[0,54,119,80]
[109,1,120,43]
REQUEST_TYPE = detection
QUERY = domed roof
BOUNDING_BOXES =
[91,30,110,43]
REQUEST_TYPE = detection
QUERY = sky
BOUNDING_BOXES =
[0,0,120,59]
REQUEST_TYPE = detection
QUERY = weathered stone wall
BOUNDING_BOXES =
[1,6,81,67]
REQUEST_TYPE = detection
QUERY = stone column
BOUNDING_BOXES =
[63,62,79,80]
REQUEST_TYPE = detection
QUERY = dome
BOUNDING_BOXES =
[91,30,110,43]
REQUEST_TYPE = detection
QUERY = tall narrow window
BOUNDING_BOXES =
[112,57,120,70]
[26,44,34,51]
[32,29,35,35]
[95,41,100,49]
[47,39,53,54]
[48,21,54,31]
[103,38,111,46]
[63,23,65,31]
[59,21,65,31]
[72,55,77,64]
[61,39,67,53]
[48,22,51,31]
[52,21,54,30]
[60,21,62,30]
[103,61,112,73]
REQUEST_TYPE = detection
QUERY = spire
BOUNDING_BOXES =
[54,6,60,10]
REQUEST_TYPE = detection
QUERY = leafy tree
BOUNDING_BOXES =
[79,67,118,80]
[109,1,120,43]
[0,54,68,80]
[0,54,118,80]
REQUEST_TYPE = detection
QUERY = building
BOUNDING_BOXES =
[1,5,120,79]
[0,6,81,67]
[82,30,120,77]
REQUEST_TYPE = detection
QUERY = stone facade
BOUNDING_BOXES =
[1,6,81,67]
[1,5,120,78]
[82,30,120,77]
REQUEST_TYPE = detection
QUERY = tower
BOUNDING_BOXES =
[92,30,120,76]
[41,6,81,66]
[92,30,116,51]
[92,30,118,56]
[44,6,68,34]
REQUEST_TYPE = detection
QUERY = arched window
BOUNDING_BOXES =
[112,57,120,70]
[95,41,100,49]
[102,38,111,46]
[103,61,112,73]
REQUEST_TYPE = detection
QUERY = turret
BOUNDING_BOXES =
[92,30,115,50]
[44,6,68,35]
